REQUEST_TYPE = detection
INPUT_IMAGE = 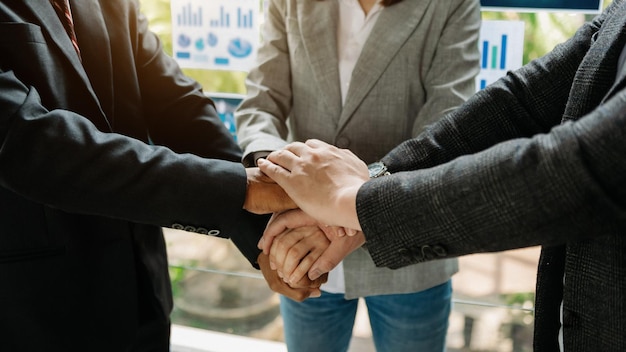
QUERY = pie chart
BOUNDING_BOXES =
[227,37,253,58]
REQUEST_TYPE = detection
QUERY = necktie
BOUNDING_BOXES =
[49,0,81,60]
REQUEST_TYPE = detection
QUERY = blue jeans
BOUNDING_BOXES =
[280,280,452,352]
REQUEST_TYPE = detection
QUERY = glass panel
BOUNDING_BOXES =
[166,229,538,351]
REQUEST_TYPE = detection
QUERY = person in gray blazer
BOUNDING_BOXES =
[235,0,481,350]
[0,1,322,351]
[257,0,626,350]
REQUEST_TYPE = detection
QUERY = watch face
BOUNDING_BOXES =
[368,162,387,178]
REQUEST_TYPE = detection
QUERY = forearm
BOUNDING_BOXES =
[235,0,292,162]
[360,90,626,269]
[384,14,599,173]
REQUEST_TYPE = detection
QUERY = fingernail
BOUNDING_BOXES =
[309,270,321,281]
[270,262,276,270]
[277,270,283,278]
[257,237,264,249]
[338,228,346,237]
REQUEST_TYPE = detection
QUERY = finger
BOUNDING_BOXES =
[282,141,308,156]
[292,271,328,289]
[308,234,366,281]
[258,252,320,301]
[258,212,282,253]
[269,231,303,275]
[345,228,358,236]
[257,158,290,188]
[285,231,329,284]
[281,240,312,281]
[265,148,299,172]
[288,245,325,285]
[262,209,318,253]
[304,139,326,148]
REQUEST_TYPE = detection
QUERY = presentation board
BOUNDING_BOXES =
[480,0,603,13]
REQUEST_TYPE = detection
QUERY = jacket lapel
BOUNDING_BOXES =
[23,0,112,131]
[25,0,84,72]
[298,0,343,122]
[563,5,626,122]
[338,0,432,129]
[72,0,115,126]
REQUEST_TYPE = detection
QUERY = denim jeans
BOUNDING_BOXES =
[280,280,452,352]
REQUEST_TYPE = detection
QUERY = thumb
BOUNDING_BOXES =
[307,241,349,281]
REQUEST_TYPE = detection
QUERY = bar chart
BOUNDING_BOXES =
[171,0,260,71]
[476,20,525,91]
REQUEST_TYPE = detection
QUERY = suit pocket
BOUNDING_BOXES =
[0,246,65,264]
[0,22,46,44]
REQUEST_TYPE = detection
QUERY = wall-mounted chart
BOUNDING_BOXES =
[476,20,525,91]
[480,0,603,13]
[171,0,259,71]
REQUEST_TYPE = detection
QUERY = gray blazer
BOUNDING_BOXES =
[359,0,626,349]
[236,0,480,297]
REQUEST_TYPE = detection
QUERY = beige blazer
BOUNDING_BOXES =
[236,0,481,298]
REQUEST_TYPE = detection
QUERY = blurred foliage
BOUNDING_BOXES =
[138,0,611,93]
[482,11,590,65]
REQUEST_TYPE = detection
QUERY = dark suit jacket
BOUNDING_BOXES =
[358,0,626,350]
[0,1,264,350]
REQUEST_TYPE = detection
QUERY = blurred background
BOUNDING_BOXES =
[137,1,608,350]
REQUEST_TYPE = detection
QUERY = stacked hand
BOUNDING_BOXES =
[261,209,365,282]
[257,139,369,230]
[245,140,370,300]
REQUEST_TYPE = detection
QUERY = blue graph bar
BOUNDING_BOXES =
[178,3,202,27]
[215,57,230,65]
[500,35,507,70]
[210,6,231,28]
[482,41,489,69]
[236,8,253,28]
[480,79,487,90]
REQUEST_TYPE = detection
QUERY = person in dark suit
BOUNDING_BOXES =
[0,1,322,351]
[257,0,626,350]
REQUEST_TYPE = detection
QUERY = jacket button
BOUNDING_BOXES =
[208,230,220,236]
[421,245,436,260]
[172,223,184,230]
[398,248,412,260]
[197,227,209,235]
[184,226,197,232]
[432,245,447,256]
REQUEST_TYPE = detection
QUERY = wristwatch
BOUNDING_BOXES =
[368,161,390,178]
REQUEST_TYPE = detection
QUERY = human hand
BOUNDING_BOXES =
[268,225,331,286]
[257,139,368,230]
[243,167,297,214]
[257,252,326,302]
[262,209,366,281]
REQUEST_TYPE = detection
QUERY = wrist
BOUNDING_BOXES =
[335,184,363,231]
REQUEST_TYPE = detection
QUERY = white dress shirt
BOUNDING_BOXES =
[323,0,383,294]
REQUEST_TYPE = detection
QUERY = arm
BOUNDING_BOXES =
[235,0,292,167]
[259,89,626,274]
[383,7,605,174]
[360,87,626,269]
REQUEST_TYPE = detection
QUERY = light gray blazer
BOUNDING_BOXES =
[359,0,626,349]
[236,0,481,298]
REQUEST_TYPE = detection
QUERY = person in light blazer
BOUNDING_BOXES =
[0,1,322,351]
[235,0,481,350]
[257,0,626,350]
